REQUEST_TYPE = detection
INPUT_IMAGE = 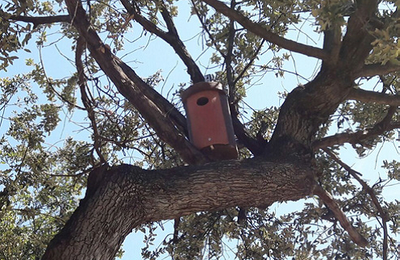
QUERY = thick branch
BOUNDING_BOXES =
[339,0,379,71]
[348,88,400,106]
[43,159,316,260]
[115,59,188,135]
[322,24,342,67]
[313,106,399,149]
[9,15,70,26]
[201,0,329,60]
[159,4,179,36]
[354,63,400,78]
[65,0,207,164]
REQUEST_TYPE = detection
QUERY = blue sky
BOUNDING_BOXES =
[1,1,399,259]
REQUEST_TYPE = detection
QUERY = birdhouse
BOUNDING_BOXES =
[181,82,238,160]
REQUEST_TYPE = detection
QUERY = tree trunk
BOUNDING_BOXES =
[41,0,381,258]
[42,159,315,260]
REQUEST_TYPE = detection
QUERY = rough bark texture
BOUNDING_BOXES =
[42,159,315,260]
[38,0,391,258]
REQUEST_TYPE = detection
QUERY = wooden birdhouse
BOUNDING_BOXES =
[181,82,238,160]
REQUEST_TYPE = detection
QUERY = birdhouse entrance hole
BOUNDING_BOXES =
[181,82,238,160]
[197,97,209,106]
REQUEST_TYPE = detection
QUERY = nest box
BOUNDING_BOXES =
[181,82,238,160]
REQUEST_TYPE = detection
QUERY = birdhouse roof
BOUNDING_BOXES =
[181,82,225,103]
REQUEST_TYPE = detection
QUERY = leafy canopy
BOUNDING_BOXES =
[1,0,400,259]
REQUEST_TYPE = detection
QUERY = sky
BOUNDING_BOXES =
[0,1,399,259]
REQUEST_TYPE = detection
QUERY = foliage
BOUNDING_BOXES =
[1,0,400,259]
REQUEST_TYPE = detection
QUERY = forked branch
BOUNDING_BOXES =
[120,0,204,83]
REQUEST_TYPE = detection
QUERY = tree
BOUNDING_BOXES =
[1,0,400,259]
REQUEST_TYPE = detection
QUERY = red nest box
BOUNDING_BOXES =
[181,82,238,160]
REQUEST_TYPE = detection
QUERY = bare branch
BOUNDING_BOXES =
[225,0,236,103]
[313,106,399,149]
[159,4,178,36]
[190,0,227,59]
[323,148,389,259]
[75,37,106,164]
[348,88,400,106]
[201,0,329,60]
[9,15,71,27]
[313,184,368,247]
[120,0,204,83]
[354,63,400,79]
[65,0,208,164]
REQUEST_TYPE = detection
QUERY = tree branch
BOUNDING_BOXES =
[159,4,178,36]
[116,59,189,135]
[65,0,207,164]
[9,15,71,27]
[120,0,205,83]
[233,39,266,86]
[313,185,369,247]
[348,88,400,106]
[354,63,400,78]
[232,116,266,156]
[75,37,106,164]
[225,0,236,103]
[201,0,329,60]
[313,106,399,149]
[323,148,389,259]
[43,159,316,259]
[339,0,379,70]
[322,24,342,67]
[190,0,227,59]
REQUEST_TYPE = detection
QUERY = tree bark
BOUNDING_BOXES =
[42,159,315,260]
[64,0,208,165]
[41,0,388,258]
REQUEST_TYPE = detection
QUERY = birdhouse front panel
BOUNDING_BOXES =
[185,90,230,149]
